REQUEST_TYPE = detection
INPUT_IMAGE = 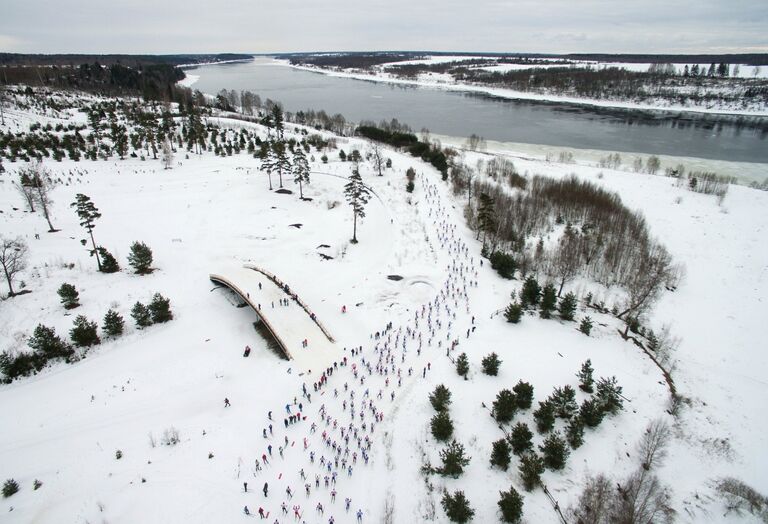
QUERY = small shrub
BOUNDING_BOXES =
[431,411,454,441]
[579,316,593,336]
[148,293,173,323]
[437,440,471,478]
[2,478,19,498]
[504,302,522,323]
[128,241,154,274]
[442,490,474,523]
[429,384,452,412]
[481,352,501,376]
[116,450,123,460]
[498,486,524,523]
[33,479,42,490]
[58,283,80,309]
[161,427,180,446]
[131,302,152,329]
[455,352,469,378]
[102,309,125,338]
[70,315,100,347]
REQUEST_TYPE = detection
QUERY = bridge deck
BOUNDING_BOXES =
[210,266,340,374]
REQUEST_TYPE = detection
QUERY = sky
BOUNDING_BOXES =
[1,0,767,55]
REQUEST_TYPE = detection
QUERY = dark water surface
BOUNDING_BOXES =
[185,59,768,163]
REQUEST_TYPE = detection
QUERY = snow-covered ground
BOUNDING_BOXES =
[1,98,767,523]
[282,59,768,116]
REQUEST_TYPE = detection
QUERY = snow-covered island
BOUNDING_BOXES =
[1,84,767,524]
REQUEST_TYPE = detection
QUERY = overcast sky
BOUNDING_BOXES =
[2,0,767,55]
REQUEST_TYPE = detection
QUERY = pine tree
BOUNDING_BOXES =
[579,316,593,336]
[343,172,372,244]
[455,352,469,378]
[57,283,80,309]
[512,380,534,409]
[549,385,578,419]
[96,247,120,273]
[28,324,73,360]
[490,438,512,470]
[71,193,103,271]
[493,389,518,424]
[566,416,585,449]
[70,315,100,347]
[429,384,452,412]
[128,241,153,274]
[477,193,497,246]
[441,490,474,523]
[498,486,524,523]
[539,431,569,470]
[539,283,557,318]
[102,309,125,338]
[431,411,454,441]
[292,147,311,199]
[520,276,541,308]
[481,352,501,376]
[518,452,544,491]
[558,292,577,321]
[131,302,152,329]
[577,359,595,393]
[489,251,517,280]
[437,440,471,478]
[504,301,522,323]
[509,422,533,455]
[596,376,623,415]
[533,400,555,433]
[2,478,20,498]
[148,293,173,323]
[579,397,604,427]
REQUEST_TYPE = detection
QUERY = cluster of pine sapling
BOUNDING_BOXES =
[484,360,623,495]
[503,275,593,334]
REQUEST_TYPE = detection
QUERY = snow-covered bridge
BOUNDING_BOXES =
[210,264,340,373]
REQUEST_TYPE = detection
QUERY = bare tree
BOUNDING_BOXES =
[637,419,671,471]
[568,473,613,524]
[0,236,29,296]
[14,173,36,212]
[612,468,675,524]
[617,242,676,334]
[27,163,57,232]
[549,228,583,296]
[369,142,385,176]
[161,139,174,169]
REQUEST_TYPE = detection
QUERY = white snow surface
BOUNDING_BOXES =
[1,102,767,524]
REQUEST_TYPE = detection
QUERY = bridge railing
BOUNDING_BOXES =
[209,273,294,361]
[244,264,336,343]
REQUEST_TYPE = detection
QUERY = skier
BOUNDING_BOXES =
[244,506,250,515]
[224,398,231,407]
[263,482,269,496]
[244,481,248,492]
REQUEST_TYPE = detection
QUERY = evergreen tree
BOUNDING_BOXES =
[128,241,153,274]
[558,292,577,321]
[498,487,524,523]
[437,440,471,478]
[96,247,120,273]
[28,324,73,360]
[292,147,311,199]
[508,422,533,455]
[343,172,372,244]
[71,193,103,271]
[539,283,557,319]
[477,193,497,246]
[518,452,544,491]
[539,431,569,470]
[493,389,518,424]
[131,302,152,329]
[148,293,173,323]
[549,385,578,419]
[579,316,593,335]
[481,352,501,376]
[431,411,454,441]
[490,438,512,470]
[441,490,474,523]
[455,352,469,378]
[504,302,522,323]
[489,251,516,279]
[57,283,80,309]
[579,397,604,427]
[566,416,585,449]
[595,376,623,415]
[577,359,595,393]
[520,276,541,308]
[429,384,452,412]
[70,315,100,347]
[2,479,20,498]
[102,309,125,338]
[512,380,534,409]
[533,400,556,433]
